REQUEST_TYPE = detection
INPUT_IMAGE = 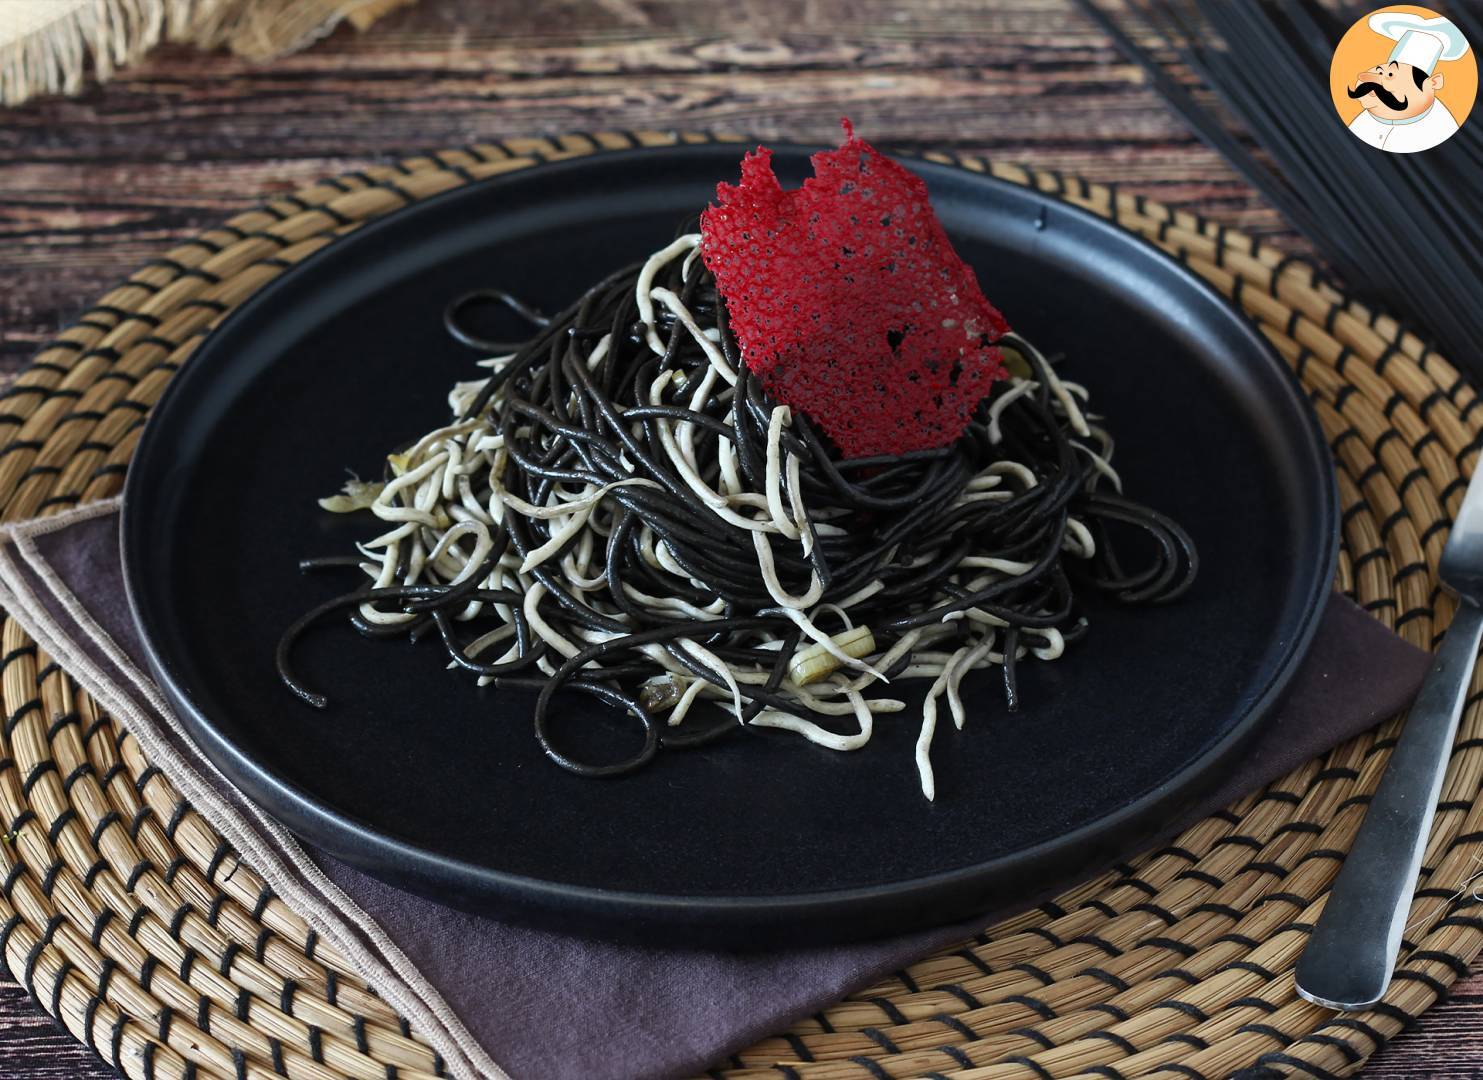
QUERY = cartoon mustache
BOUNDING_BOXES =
[1348,79,1409,111]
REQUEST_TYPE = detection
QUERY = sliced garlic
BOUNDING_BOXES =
[639,674,685,714]
[317,478,385,513]
[788,625,877,686]
[999,344,1033,380]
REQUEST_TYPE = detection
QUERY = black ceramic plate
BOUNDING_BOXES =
[123,144,1337,947]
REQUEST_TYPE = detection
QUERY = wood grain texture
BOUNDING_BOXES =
[0,0,1470,1076]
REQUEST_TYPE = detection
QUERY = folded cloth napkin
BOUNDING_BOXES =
[0,497,1431,1080]
[0,0,417,107]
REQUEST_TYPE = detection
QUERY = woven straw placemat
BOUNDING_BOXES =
[0,131,1478,1080]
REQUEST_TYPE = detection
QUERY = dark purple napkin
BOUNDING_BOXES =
[28,509,1432,1079]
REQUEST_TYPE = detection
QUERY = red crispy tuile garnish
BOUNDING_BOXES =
[699,120,1011,458]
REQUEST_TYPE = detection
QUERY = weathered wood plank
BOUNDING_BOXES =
[1371,964,1483,1076]
[0,979,112,1079]
[0,0,1290,371]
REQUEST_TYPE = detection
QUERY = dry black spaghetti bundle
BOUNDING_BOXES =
[1076,0,1483,378]
[278,224,1196,799]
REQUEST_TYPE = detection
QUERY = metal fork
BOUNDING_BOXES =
[1296,468,1483,1011]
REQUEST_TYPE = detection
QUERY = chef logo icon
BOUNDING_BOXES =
[1330,6,1476,153]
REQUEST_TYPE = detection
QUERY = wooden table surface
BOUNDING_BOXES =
[0,0,1473,1075]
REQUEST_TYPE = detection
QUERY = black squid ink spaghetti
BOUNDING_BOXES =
[277,126,1197,800]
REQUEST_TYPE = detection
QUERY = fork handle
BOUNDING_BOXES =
[1296,600,1483,1011]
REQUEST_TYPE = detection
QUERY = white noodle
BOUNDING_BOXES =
[321,233,1123,799]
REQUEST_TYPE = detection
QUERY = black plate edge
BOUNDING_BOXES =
[121,142,1341,946]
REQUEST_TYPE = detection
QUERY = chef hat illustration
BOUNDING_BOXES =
[1368,12,1470,75]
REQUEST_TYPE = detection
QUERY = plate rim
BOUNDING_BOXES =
[121,141,1340,943]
